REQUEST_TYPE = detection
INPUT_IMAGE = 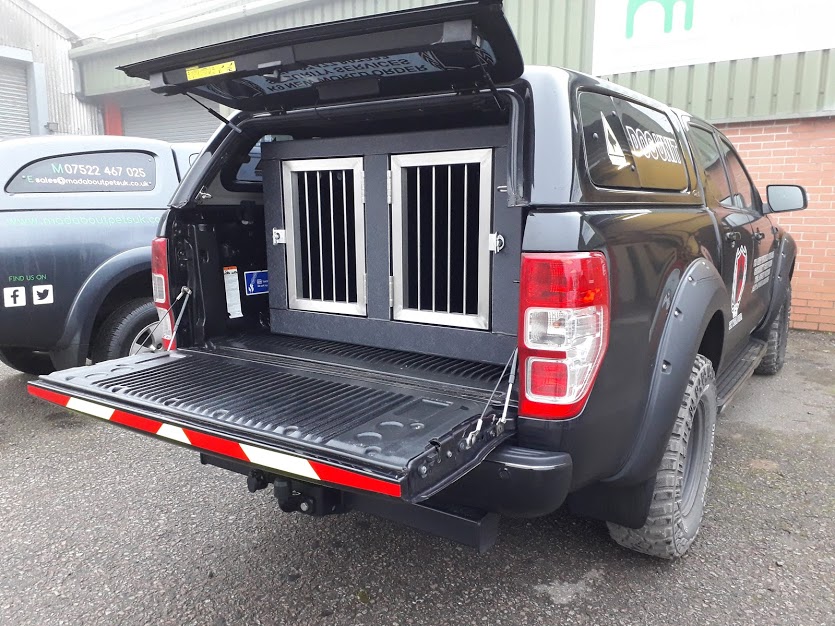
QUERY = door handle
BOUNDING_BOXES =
[725,231,741,242]
[753,231,766,241]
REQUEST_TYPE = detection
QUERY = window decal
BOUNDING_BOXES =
[7,152,157,193]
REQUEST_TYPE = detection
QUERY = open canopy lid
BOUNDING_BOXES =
[119,0,524,112]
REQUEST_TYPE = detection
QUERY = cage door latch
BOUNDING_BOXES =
[272,228,286,245]
[488,232,505,254]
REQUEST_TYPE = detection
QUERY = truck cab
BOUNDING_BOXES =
[29,0,805,558]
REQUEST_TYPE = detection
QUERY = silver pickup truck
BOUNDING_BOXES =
[0,135,203,374]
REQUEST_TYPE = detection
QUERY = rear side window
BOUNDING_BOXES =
[719,140,756,211]
[6,151,157,193]
[235,152,262,183]
[579,92,688,192]
[221,143,267,190]
[687,126,732,206]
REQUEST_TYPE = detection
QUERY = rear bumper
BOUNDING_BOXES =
[432,444,572,518]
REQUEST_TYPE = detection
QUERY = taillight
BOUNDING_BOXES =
[151,237,176,350]
[518,252,609,419]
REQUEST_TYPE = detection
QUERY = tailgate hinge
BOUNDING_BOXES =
[477,57,506,113]
[388,276,394,308]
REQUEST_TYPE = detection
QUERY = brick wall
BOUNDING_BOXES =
[717,117,835,332]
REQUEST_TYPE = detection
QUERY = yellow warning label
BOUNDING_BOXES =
[185,61,236,81]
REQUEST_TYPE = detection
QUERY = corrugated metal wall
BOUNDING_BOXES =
[122,99,221,141]
[603,49,835,123]
[0,0,100,135]
[0,61,30,136]
[504,0,594,71]
[73,0,595,97]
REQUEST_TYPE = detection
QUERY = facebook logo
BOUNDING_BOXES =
[3,287,27,308]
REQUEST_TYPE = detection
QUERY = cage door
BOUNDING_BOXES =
[282,157,366,315]
[390,149,492,330]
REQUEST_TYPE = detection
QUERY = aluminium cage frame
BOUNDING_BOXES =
[390,148,494,330]
[281,156,367,316]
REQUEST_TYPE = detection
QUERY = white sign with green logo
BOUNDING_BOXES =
[593,0,835,75]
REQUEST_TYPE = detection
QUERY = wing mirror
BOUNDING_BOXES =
[766,185,807,213]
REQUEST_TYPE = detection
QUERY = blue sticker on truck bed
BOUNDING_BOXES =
[244,270,268,296]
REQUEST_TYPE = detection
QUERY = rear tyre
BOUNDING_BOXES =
[755,286,791,375]
[0,348,55,375]
[91,299,161,363]
[607,354,717,559]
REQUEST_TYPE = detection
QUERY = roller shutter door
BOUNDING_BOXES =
[122,99,221,142]
[0,61,30,138]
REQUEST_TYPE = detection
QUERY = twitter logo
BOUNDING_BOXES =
[32,284,54,305]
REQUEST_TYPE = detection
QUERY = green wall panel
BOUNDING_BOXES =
[604,49,835,123]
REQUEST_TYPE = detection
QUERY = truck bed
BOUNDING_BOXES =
[31,333,515,502]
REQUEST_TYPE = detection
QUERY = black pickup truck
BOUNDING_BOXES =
[1,136,202,374]
[29,1,806,558]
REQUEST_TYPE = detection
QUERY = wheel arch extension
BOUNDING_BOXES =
[607,257,726,486]
[568,258,727,528]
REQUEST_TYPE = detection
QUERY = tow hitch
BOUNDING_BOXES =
[201,452,500,551]
[273,478,345,516]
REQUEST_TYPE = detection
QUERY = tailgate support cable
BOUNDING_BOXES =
[465,347,518,449]
[135,286,192,352]
[167,287,192,350]
[498,348,518,433]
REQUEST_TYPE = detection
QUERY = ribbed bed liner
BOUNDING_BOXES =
[214,333,507,383]
[36,333,514,501]
[93,354,413,444]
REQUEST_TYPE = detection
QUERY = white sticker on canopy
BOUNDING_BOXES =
[601,113,627,167]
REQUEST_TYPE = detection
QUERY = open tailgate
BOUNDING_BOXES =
[118,0,523,112]
[28,337,513,502]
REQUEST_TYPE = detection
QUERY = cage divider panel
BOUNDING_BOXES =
[363,154,395,322]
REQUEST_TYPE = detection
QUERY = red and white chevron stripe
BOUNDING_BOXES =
[28,384,401,498]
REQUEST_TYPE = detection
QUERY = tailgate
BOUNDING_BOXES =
[29,339,513,502]
[118,0,523,112]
